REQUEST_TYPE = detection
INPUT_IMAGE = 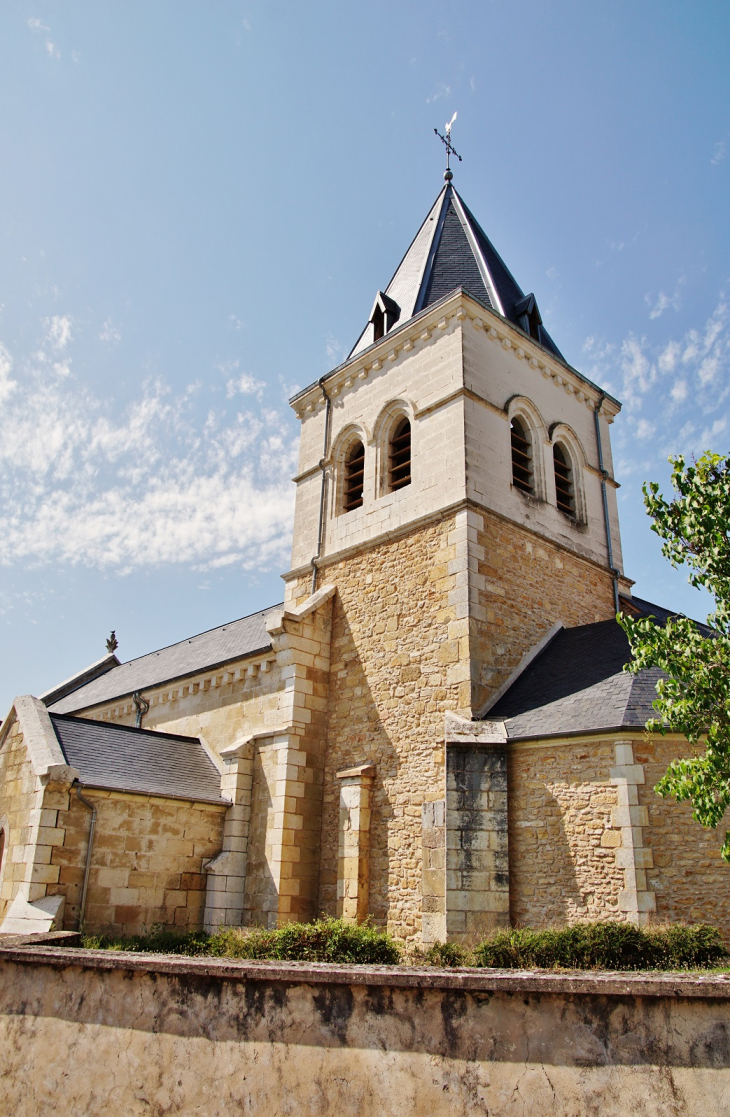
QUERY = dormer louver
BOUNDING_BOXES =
[514,293,543,344]
[369,291,401,343]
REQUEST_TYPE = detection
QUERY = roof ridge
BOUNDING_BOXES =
[113,601,282,668]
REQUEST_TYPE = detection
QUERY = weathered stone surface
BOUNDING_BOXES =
[1,948,730,1116]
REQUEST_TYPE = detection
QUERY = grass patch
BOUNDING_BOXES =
[80,917,401,966]
[472,921,728,971]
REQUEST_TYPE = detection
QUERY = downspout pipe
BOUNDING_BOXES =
[133,690,149,729]
[594,392,620,615]
[75,784,97,932]
[311,377,333,595]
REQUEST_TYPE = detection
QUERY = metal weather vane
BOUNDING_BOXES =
[434,112,462,181]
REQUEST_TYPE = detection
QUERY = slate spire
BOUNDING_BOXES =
[349,184,564,361]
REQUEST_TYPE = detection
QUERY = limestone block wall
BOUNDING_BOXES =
[76,651,286,763]
[462,312,623,575]
[469,507,617,712]
[0,700,79,925]
[289,289,624,590]
[0,717,41,921]
[302,513,467,941]
[49,789,226,934]
[637,735,730,937]
[508,737,625,927]
[289,306,466,573]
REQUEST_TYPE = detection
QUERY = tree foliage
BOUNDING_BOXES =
[619,452,730,860]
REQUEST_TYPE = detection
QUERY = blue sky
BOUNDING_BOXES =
[0,0,728,713]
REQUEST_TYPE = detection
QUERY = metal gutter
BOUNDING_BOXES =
[311,377,333,594]
[594,392,621,613]
[75,785,97,932]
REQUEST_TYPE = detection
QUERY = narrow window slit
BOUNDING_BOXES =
[389,418,411,491]
[344,441,365,511]
[553,443,575,515]
[511,418,533,494]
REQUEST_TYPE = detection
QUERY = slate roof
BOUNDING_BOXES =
[484,595,714,740]
[349,183,564,361]
[50,714,226,804]
[48,603,281,715]
[486,619,663,740]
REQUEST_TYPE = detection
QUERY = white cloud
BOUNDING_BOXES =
[634,418,656,441]
[646,277,685,320]
[426,83,451,104]
[45,314,72,350]
[594,292,730,485]
[225,368,265,398]
[27,18,50,32]
[325,333,344,368]
[45,41,60,58]
[99,319,121,343]
[0,334,297,574]
[0,345,16,404]
[711,140,727,166]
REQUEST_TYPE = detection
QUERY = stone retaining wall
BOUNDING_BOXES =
[1,944,730,1116]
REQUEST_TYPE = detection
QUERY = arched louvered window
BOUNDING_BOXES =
[343,441,365,512]
[389,418,411,491]
[510,417,533,494]
[0,830,5,882]
[553,443,575,515]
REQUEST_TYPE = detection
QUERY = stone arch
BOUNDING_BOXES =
[549,422,588,522]
[373,398,416,497]
[505,395,548,500]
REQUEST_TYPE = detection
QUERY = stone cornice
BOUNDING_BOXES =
[289,289,622,421]
[283,496,624,585]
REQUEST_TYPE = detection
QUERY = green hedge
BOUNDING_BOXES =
[81,917,401,965]
[472,922,727,970]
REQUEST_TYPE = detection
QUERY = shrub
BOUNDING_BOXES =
[424,941,472,968]
[473,921,727,971]
[81,918,401,966]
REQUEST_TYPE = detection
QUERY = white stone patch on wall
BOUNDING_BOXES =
[336,763,374,924]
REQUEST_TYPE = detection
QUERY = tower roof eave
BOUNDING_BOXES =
[289,287,621,413]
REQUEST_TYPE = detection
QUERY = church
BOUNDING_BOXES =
[1,167,727,944]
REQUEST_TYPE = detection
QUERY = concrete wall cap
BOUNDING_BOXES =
[445,711,507,745]
[336,763,376,780]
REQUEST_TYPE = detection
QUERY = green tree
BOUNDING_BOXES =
[619,452,730,860]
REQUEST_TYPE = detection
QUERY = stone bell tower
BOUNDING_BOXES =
[283,172,630,941]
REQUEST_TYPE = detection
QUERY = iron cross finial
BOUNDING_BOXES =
[434,112,462,181]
